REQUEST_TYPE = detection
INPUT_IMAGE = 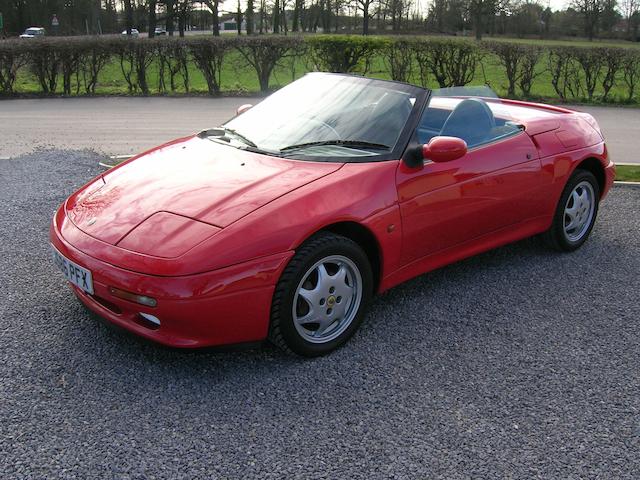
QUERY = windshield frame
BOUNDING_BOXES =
[223,73,430,164]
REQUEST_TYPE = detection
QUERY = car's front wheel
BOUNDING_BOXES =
[543,169,600,251]
[269,232,373,357]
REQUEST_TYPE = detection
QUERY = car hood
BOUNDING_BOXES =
[66,136,342,246]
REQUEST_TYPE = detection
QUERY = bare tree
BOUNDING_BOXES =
[273,0,281,32]
[466,0,498,40]
[236,0,243,34]
[176,0,191,36]
[148,0,157,37]
[124,0,134,34]
[246,0,255,33]
[571,0,603,40]
[354,0,377,34]
[201,0,223,35]
[621,0,639,37]
[292,0,305,30]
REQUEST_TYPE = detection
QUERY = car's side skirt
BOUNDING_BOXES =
[378,215,551,293]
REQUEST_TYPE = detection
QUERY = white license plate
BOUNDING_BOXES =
[51,245,94,295]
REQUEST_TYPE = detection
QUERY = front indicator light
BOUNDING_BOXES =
[108,287,157,307]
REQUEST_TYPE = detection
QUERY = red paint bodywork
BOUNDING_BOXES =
[50,98,615,348]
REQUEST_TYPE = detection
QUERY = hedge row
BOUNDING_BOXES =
[1,35,640,102]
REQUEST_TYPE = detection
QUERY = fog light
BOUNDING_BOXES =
[108,286,157,307]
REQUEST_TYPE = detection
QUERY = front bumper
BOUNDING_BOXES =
[50,212,293,348]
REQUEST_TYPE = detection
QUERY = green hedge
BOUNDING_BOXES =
[1,35,640,103]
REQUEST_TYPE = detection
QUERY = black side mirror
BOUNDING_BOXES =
[403,144,425,169]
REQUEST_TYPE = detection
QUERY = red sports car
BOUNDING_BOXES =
[50,73,615,356]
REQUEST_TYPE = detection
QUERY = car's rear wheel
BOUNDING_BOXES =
[543,169,600,251]
[269,232,373,357]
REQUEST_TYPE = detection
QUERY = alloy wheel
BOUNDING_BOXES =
[292,255,363,344]
[563,180,596,242]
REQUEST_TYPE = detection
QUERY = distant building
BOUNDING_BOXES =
[218,14,246,32]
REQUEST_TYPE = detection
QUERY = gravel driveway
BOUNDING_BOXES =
[1,150,639,479]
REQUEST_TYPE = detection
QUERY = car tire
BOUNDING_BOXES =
[542,169,600,252]
[269,231,373,357]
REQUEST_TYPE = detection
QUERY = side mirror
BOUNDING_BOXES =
[403,136,467,168]
[236,104,253,116]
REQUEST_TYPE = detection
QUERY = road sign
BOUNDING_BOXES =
[52,14,59,27]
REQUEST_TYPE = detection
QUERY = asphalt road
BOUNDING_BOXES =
[0,98,639,163]
[0,97,261,158]
[1,150,639,478]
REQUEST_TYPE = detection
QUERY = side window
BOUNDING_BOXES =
[417,98,522,149]
[416,107,450,144]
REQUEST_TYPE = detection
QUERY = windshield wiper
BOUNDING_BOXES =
[280,140,391,153]
[223,127,258,148]
[198,127,258,148]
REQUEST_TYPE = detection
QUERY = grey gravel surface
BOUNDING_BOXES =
[1,150,639,479]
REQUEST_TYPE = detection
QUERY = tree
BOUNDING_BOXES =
[246,0,255,33]
[124,0,134,34]
[541,5,552,37]
[599,0,619,34]
[621,0,639,37]
[176,0,191,36]
[466,0,498,40]
[236,0,243,34]
[292,0,304,31]
[382,0,410,31]
[201,0,222,35]
[354,0,377,34]
[273,0,280,32]
[428,0,447,31]
[148,0,157,37]
[571,0,604,40]
[510,0,544,38]
[166,0,175,35]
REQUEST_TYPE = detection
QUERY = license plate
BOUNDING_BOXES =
[51,245,94,295]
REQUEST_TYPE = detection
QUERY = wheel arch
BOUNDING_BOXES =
[296,221,383,293]
[575,157,605,197]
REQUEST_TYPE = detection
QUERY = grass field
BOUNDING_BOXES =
[489,36,640,49]
[9,35,640,104]
[616,164,640,182]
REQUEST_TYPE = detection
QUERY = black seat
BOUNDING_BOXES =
[440,98,495,147]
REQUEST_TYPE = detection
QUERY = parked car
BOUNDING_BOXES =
[121,28,140,37]
[50,73,615,356]
[154,26,167,36]
[20,27,45,38]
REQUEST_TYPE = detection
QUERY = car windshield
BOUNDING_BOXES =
[25,29,42,35]
[222,73,424,160]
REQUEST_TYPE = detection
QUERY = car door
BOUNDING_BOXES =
[396,129,543,266]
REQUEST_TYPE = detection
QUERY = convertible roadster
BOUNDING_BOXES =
[50,73,615,356]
